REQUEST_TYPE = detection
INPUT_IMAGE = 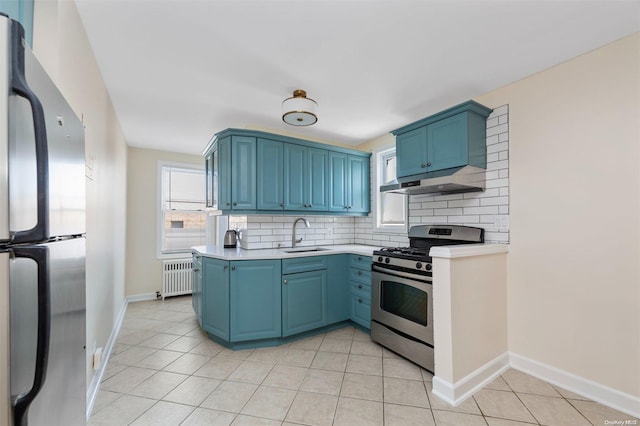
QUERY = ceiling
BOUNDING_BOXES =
[74,0,640,155]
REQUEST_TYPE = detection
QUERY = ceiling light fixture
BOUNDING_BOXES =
[282,89,317,126]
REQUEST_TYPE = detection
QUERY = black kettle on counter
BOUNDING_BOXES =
[223,229,238,248]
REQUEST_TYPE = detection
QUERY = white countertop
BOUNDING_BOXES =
[192,244,381,260]
[430,243,509,259]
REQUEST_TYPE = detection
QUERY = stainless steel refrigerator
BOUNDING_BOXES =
[0,15,86,426]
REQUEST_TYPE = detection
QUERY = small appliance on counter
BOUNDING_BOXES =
[223,229,238,248]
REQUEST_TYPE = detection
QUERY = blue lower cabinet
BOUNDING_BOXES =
[326,255,350,323]
[230,260,282,342]
[202,258,230,340]
[282,270,327,337]
[350,294,371,329]
[348,254,372,329]
[192,253,203,324]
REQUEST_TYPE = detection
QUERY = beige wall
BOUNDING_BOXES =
[126,147,202,296]
[433,253,508,383]
[475,33,640,397]
[33,0,128,388]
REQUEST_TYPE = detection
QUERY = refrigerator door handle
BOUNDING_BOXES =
[9,21,49,244]
[10,247,50,426]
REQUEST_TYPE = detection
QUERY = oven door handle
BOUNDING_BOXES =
[372,265,432,283]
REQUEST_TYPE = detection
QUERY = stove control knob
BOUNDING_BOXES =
[426,264,432,271]
[416,262,422,269]
[385,257,390,264]
[377,256,383,262]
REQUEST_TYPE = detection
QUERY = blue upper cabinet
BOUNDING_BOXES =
[393,101,492,179]
[218,137,231,209]
[0,0,34,47]
[329,152,370,213]
[231,136,257,209]
[216,136,256,210]
[396,127,428,178]
[205,129,370,215]
[257,138,284,210]
[284,144,329,211]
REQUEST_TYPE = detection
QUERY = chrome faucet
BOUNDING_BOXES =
[292,217,310,248]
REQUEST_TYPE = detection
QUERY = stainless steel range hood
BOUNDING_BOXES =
[380,165,486,195]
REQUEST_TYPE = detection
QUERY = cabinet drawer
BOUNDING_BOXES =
[349,267,371,284]
[350,280,371,299]
[349,254,371,270]
[282,255,327,274]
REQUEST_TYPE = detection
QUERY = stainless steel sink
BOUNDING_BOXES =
[281,247,331,253]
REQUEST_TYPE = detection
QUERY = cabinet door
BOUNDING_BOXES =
[283,143,307,210]
[230,260,282,341]
[426,112,468,171]
[396,126,428,178]
[257,139,284,210]
[205,151,214,209]
[192,253,202,324]
[347,155,370,213]
[202,258,229,340]
[231,136,257,209]
[328,152,348,211]
[350,294,371,329]
[326,255,350,323]
[307,148,329,211]
[218,137,231,209]
[282,270,327,336]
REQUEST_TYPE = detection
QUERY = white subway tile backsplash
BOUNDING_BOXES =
[355,104,510,244]
[232,105,509,249]
[486,123,508,137]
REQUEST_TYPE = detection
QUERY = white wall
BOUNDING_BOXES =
[475,33,640,398]
[32,0,128,388]
[126,147,202,297]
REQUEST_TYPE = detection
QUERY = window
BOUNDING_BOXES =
[158,162,206,256]
[376,147,407,232]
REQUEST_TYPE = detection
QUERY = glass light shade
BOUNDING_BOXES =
[282,90,318,126]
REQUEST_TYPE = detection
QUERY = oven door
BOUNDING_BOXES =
[371,267,433,345]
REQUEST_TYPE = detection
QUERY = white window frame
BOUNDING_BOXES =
[374,146,407,234]
[157,161,206,259]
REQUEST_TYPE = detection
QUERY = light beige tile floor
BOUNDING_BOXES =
[90,296,638,426]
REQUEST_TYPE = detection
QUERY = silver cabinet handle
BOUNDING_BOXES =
[232,202,237,206]
[231,265,236,271]
[358,298,363,303]
[280,203,284,207]
[192,268,200,273]
[225,202,230,206]
[358,284,363,289]
[427,162,431,167]
[283,280,288,285]
[421,163,426,168]
[357,271,362,276]
[224,265,228,270]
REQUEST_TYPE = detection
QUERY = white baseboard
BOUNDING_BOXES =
[85,298,128,420]
[510,352,640,419]
[432,352,510,406]
[126,292,158,302]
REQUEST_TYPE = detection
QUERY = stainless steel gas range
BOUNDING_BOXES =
[370,225,484,373]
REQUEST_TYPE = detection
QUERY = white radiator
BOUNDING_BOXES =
[162,258,193,299]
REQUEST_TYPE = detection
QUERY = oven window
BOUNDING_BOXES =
[380,281,428,326]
